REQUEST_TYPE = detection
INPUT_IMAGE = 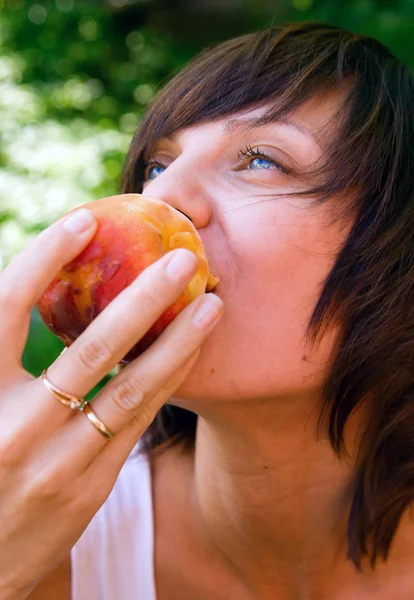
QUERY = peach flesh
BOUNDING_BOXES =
[37,194,219,364]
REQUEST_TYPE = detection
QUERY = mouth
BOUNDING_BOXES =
[206,283,219,296]
[206,268,219,293]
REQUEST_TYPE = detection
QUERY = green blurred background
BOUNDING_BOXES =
[1,0,413,393]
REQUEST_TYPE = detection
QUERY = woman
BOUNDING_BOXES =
[1,21,413,599]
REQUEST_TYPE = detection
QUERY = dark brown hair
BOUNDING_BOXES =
[122,22,414,571]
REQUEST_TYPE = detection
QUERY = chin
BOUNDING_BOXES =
[168,368,205,405]
[166,358,214,408]
[166,395,194,411]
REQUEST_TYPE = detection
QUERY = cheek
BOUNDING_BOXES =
[229,207,340,325]
[177,209,345,402]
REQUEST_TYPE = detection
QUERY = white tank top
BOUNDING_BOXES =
[71,443,156,600]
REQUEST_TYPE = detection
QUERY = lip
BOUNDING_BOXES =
[206,283,220,296]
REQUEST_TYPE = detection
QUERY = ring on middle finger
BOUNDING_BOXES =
[82,403,115,439]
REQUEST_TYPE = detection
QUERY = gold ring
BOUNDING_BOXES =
[82,404,114,440]
[41,369,84,410]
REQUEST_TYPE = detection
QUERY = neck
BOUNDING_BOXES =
[187,394,366,598]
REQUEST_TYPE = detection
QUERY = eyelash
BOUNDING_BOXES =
[142,144,289,179]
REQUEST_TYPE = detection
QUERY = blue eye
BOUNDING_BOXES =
[146,163,165,180]
[238,145,288,174]
[248,157,275,170]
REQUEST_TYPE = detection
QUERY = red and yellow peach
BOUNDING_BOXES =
[37,194,219,364]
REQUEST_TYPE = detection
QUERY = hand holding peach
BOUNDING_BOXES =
[0,200,222,598]
[37,194,219,364]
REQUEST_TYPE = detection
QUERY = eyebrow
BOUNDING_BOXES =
[224,117,322,149]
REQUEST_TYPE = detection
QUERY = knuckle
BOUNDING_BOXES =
[109,374,148,414]
[131,282,161,310]
[0,435,22,468]
[0,286,16,312]
[76,336,113,373]
[29,470,64,502]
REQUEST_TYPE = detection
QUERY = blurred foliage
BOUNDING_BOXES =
[0,0,412,382]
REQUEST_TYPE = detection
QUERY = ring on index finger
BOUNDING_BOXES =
[41,369,85,410]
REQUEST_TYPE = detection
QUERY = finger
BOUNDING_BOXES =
[51,292,222,471]
[79,292,222,438]
[32,349,200,486]
[82,350,200,488]
[41,248,199,407]
[0,209,97,337]
[25,248,199,433]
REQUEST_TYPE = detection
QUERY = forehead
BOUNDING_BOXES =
[160,88,347,153]
[225,89,346,145]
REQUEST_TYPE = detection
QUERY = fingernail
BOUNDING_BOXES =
[192,295,223,330]
[166,249,198,282]
[63,209,96,234]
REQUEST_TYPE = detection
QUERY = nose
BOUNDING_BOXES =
[143,159,213,230]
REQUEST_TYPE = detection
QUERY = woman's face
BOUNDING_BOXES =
[142,93,351,406]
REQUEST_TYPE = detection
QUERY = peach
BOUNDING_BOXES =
[37,194,219,364]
